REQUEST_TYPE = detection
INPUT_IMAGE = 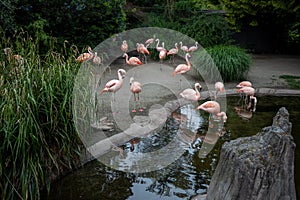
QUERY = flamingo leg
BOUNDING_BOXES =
[138,93,144,112]
[132,93,137,113]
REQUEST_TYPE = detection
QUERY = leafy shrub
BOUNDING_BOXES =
[194,45,252,82]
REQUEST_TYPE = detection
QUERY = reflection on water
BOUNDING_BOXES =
[42,96,300,200]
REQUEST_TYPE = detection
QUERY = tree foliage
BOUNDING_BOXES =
[7,0,127,50]
[219,0,300,29]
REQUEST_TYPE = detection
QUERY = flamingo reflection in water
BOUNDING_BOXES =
[192,100,228,158]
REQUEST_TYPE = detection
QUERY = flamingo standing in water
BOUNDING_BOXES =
[167,43,178,64]
[123,53,143,66]
[237,86,257,111]
[196,101,227,122]
[130,77,143,112]
[236,81,253,104]
[236,80,252,88]
[214,82,224,100]
[180,83,202,101]
[76,46,94,62]
[100,69,126,101]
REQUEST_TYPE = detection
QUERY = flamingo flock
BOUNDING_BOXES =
[76,36,257,120]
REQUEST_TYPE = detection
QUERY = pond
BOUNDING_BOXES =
[42,96,300,200]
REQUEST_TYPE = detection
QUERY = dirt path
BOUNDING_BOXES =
[246,54,300,88]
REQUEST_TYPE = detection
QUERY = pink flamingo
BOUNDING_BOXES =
[121,40,128,53]
[137,43,150,64]
[179,42,189,53]
[155,39,166,52]
[172,53,191,76]
[236,80,252,88]
[196,101,227,122]
[123,53,143,66]
[237,86,257,111]
[180,83,202,101]
[236,81,253,104]
[188,42,199,53]
[100,69,126,101]
[130,77,143,112]
[145,34,156,48]
[93,52,101,65]
[214,81,224,100]
[76,46,94,62]
[167,42,178,63]
[158,49,167,71]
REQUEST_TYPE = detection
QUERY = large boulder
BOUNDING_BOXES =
[206,107,296,200]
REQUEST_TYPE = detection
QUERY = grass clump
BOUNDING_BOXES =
[279,75,300,89]
[194,45,252,82]
[0,30,82,199]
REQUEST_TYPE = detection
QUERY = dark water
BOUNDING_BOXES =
[42,96,300,200]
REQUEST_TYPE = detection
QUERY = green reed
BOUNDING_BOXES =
[0,30,82,199]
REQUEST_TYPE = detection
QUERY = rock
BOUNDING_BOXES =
[205,107,296,200]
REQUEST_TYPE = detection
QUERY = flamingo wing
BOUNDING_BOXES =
[172,64,190,76]
[180,89,197,100]
[129,57,142,65]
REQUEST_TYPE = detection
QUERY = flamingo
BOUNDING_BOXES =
[100,69,126,101]
[236,80,252,88]
[145,35,155,48]
[196,101,227,122]
[214,81,224,100]
[180,42,189,53]
[237,86,257,111]
[180,83,202,101]
[121,40,128,53]
[130,77,143,112]
[236,81,253,104]
[172,53,191,77]
[188,42,199,53]
[155,39,166,52]
[136,43,150,64]
[76,46,94,62]
[123,53,143,66]
[167,43,178,63]
[158,49,167,71]
[93,52,101,65]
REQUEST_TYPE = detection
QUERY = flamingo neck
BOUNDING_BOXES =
[124,54,129,64]
[186,55,191,67]
[118,71,124,82]
[156,39,160,48]
[195,85,200,96]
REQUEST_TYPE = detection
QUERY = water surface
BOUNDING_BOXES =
[42,96,300,199]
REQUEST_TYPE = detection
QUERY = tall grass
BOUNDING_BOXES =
[194,45,252,82]
[0,30,82,199]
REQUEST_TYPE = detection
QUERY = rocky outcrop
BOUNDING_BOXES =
[206,107,296,200]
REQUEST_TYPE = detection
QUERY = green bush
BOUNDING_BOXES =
[144,13,232,48]
[194,45,252,82]
[0,30,81,199]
